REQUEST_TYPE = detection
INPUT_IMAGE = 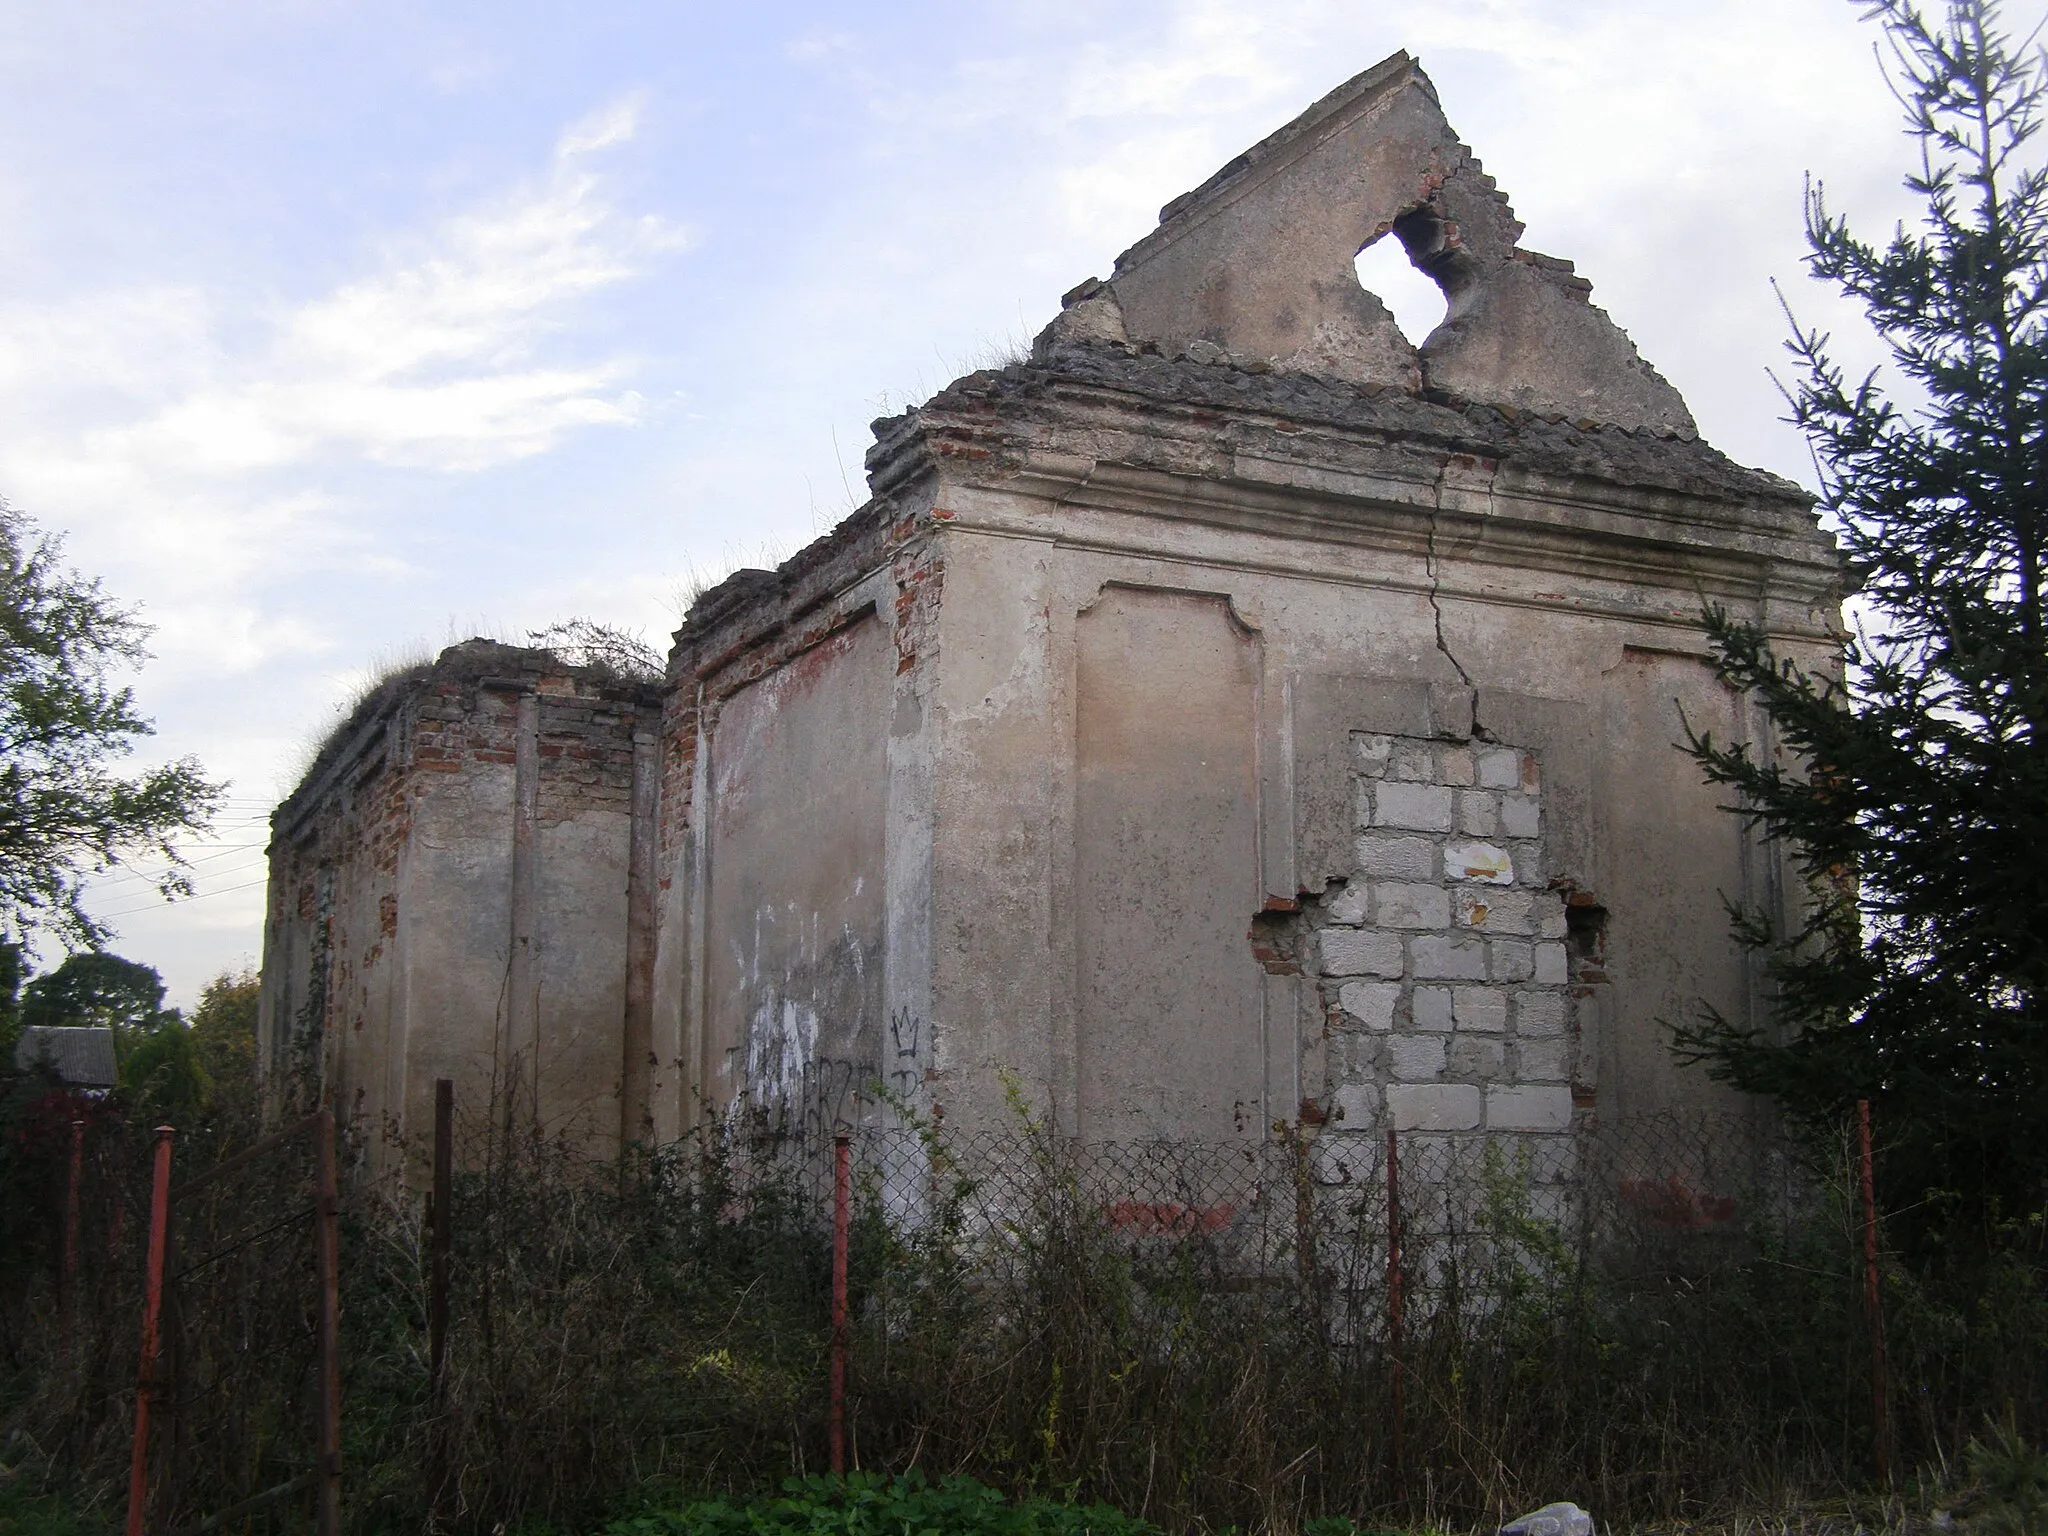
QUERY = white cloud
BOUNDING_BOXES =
[108,96,687,478]
[0,91,692,995]
[0,91,687,682]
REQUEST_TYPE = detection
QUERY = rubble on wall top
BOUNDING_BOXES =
[874,339,1808,512]
[274,637,661,834]
[1042,50,1697,436]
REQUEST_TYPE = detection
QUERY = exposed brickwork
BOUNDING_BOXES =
[655,490,943,882]
[260,641,661,1141]
[534,693,641,828]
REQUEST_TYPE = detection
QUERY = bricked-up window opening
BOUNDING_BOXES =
[1301,732,1576,1143]
[1355,225,1447,347]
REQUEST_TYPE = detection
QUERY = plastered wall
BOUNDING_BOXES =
[259,646,660,1173]
[270,50,1846,1172]
[911,456,1832,1151]
[696,614,893,1136]
[1074,588,1264,1139]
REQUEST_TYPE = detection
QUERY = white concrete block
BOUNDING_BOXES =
[1387,1082,1483,1132]
[1515,991,1568,1036]
[1535,894,1569,939]
[1534,941,1569,984]
[1477,747,1523,789]
[1500,794,1542,838]
[1311,1139,1374,1182]
[1457,791,1498,836]
[1333,1080,1382,1127]
[1388,1033,1446,1079]
[1453,986,1508,1032]
[1489,938,1534,981]
[1444,841,1513,884]
[1387,740,1437,782]
[1411,985,1454,1031]
[1455,887,1533,933]
[1321,928,1403,978]
[1374,780,1453,831]
[1338,980,1400,1030]
[1450,1037,1504,1078]
[1487,1084,1573,1132]
[1326,881,1369,925]
[1352,733,1392,776]
[1518,1039,1573,1082]
[1355,834,1437,880]
[1410,934,1488,979]
[1375,881,1450,929]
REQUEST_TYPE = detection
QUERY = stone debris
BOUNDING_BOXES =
[1501,1503,1594,1536]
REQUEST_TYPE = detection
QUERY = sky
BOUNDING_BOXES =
[0,0,1941,1008]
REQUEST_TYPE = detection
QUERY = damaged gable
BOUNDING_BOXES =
[1047,51,1694,435]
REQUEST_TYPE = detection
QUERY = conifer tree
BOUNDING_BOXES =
[1681,0,2048,1236]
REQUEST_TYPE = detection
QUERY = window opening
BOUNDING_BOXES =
[1354,229,1448,347]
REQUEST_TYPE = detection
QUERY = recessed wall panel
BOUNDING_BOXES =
[703,615,891,1134]
[1075,588,1264,1139]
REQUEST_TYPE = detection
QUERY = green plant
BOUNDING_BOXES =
[0,1478,114,1536]
[1961,1419,2048,1536]
[10,1080,2048,1534]
[604,1471,1154,1536]
[0,501,219,947]
[1677,0,2048,1241]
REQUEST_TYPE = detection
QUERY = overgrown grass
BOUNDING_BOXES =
[603,1471,1153,1536]
[0,1480,114,1536]
[4,1087,2046,1536]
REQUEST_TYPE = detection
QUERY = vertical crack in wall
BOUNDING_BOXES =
[1426,469,1488,740]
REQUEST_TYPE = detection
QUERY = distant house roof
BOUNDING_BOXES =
[14,1026,118,1088]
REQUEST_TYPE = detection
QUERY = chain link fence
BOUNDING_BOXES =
[5,1094,2029,1535]
[722,1107,1811,1298]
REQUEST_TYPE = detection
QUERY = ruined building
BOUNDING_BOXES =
[259,54,1843,1175]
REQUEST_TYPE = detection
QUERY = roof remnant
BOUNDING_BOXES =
[14,1025,118,1088]
[1040,51,1695,436]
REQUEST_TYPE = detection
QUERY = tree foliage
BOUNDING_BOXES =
[1680,0,2048,1234]
[188,965,258,1101]
[21,950,170,1034]
[0,500,219,947]
[0,955,248,1124]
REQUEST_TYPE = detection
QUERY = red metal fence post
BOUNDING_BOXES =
[126,1125,175,1536]
[61,1117,83,1340]
[1385,1125,1404,1500]
[830,1132,851,1475]
[314,1110,343,1536]
[1857,1098,1890,1486]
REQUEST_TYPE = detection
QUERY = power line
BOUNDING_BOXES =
[93,877,269,920]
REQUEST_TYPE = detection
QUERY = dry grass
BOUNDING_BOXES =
[3,1093,2043,1536]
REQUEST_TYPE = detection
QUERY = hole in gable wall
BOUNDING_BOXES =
[1354,232,1447,347]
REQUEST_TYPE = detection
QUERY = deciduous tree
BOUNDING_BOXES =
[0,500,218,947]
